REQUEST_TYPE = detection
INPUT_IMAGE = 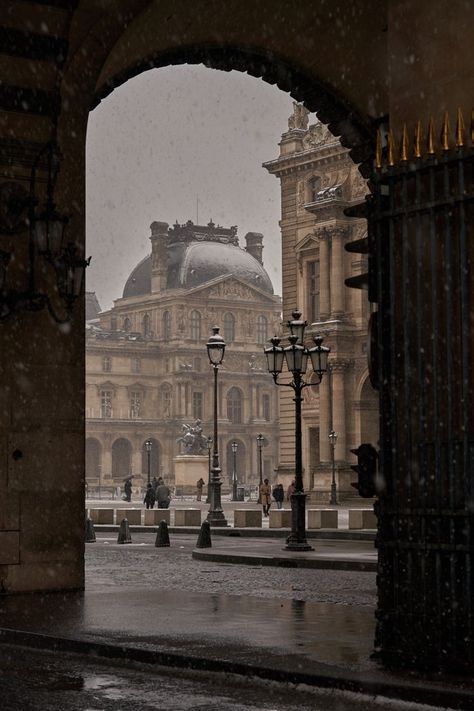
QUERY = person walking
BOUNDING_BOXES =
[156,481,171,509]
[143,483,155,509]
[260,478,272,517]
[123,477,133,502]
[196,477,205,502]
[272,483,284,509]
[286,480,296,502]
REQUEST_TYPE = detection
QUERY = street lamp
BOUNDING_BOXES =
[145,438,152,486]
[256,433,264,504]
[206,436,212,504]
[264,309,330,551]
[328,430,338,505]
[231,441,238,501]
[206,326,228,526]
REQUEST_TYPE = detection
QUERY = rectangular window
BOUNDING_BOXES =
[308,261,320,322]
[130,391,141,419]
[131,357,141,373]
[193,391,203,421]
[262,393,270,421]
[100,390,112,418]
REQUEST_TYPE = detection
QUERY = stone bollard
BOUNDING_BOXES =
[117,518,132,544]
[196,520,212,548]
[155,520,170,547]
[85,517,96,543]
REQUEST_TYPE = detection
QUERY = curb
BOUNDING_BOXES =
[0,628,472,710]
[91,526,376,541]
[191,548,377,571]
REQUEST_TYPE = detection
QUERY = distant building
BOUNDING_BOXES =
[85,220,281,493]
[263,104,378,500]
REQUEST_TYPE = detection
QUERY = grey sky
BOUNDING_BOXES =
[86,65,295,311]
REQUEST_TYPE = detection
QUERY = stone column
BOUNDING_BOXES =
[331,362,349,461]
[318,230,330,321]
[318,374,331,461]
[330,228,347,319]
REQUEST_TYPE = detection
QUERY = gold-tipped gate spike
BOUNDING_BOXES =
[427,117,436,156]
[400,123,409,162]
[414,121,422,159]
[375,129,382,169]
[455,108,465,148]
[440,111,450,151]
[387,130,396,167]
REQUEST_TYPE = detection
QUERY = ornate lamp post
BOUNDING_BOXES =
[145,438,152,486]
[205,436,212,504]
[231,441,238,501]
[206,326,228,526]
[328,430,338,505]
[256,433,264,503]
[264,309,330,551]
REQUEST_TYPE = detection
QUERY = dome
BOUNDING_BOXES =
[123,228,274,298]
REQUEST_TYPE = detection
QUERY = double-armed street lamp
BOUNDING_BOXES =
[231,441,238,501]
[264,309,330,551]
[328,429,338,505]
[206,435,212,504]
[206,326,228,526]
[145,438,152,486]
[256,433,264,503]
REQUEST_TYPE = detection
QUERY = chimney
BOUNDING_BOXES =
[244,232,264,265]
[149,221,169,293]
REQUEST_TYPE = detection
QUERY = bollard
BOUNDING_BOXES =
[196,520,212,548]
[117,518,132,544]
[85,517,96,543]
[155,520,170,547]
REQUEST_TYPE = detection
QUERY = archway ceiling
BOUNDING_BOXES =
[87,0,388,174]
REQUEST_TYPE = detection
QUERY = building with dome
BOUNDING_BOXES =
[85,220,281,493]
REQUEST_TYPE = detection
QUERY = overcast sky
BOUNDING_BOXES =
[86,65,296,311]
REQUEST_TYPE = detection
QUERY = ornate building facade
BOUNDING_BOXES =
[263,105,378,501]
[85,220,281,493]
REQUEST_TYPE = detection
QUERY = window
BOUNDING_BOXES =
[161,386,172,418]
[308,260,320,322]
[163,311,171,341]
[256,315,267,345]
[227,387,242,424]
[194,357,202,372]
[131,357,141,373]
[164,358,170,373]
[193,391,203,421]
[123,317,131,332]
[262,393,270,421]
[100,390,112,418]
[130,391,141,419]
[110,316,117,331]
[223,312,235,343]
[190,310,201,340]
[309,175,321,202]
[142,313,151,338]
[102,356,111,372]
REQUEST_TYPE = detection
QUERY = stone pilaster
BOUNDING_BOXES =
[330,359,353,461]
[318,230,330,321]
[330,227,348,319]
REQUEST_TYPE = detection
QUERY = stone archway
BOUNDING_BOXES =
[111,438,133,481]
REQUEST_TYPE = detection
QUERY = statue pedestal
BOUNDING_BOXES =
[173,455,208,495]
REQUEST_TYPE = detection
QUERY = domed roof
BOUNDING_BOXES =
[123,223,274,298]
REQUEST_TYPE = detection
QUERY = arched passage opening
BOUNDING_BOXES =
[226,438,247,485]
[85,437,102,482]
[111,438,132,481]
[141,438,161,481]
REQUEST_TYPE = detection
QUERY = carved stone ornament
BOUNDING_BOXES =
[303,121,334,150]
[288,102,309,131]
[0,181,30,234]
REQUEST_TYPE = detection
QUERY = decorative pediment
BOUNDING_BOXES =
[187,275,276,303]
[95,380,116,396]
[126,382,146,397]
[295,233,319,253]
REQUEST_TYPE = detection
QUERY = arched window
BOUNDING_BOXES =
[102,356,111,372]
[256,315,267,345]
[226,439,246,484]
[112,438,132,480]
[227,387,243,424]
[141,438,161,479]
[190,310,201,341]
[309,175,322,202]
[224,312,235,343]
[163,311,171,341]
[123,317,131,332]
[142,313,151,338]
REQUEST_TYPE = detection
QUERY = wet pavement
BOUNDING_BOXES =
[0,532,473,709]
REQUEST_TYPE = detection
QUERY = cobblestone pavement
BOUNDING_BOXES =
[86,533,376,606]
[0,646,452,711]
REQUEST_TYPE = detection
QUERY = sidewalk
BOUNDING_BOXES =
[1,533,473,709]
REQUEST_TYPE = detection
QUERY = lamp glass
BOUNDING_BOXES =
[284,343,308,374]
[206,327,225,365]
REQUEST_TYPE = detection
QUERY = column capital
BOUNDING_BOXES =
[329,358,354,373]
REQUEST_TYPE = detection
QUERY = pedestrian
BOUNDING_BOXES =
[272,483,284,509]
[123,477,132,502]
[196,477,205,501]
[260,478,272,517]
[286,480,296,501]
[151,475,158,494]
[156,481,171,509]
[143,483,155,509]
